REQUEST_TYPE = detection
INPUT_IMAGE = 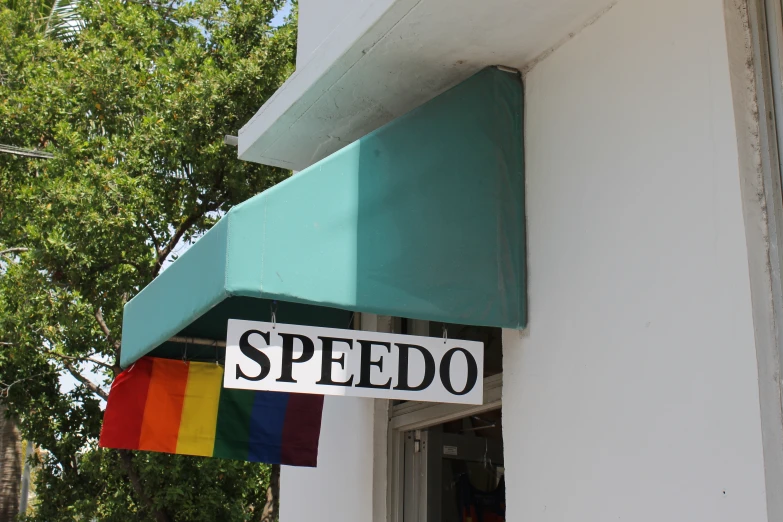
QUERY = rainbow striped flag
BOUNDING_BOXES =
[99,356,323,466]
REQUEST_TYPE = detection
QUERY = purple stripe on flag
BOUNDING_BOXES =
[281,393,324,467]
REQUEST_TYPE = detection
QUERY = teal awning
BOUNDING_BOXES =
[120,67,525,368]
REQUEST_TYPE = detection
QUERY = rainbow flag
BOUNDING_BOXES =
[99,356,323,467]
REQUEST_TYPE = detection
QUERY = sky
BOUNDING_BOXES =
[271,1,292,27]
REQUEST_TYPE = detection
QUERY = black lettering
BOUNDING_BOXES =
[393,343,435,391]
[316,336,354,386]
[439,347,478,396]
[236,329,271,381]
[355,340,392,389]
[276,333,315,383]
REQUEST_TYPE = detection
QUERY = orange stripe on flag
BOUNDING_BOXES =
[139,358,189,454]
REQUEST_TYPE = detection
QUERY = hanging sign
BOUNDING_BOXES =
[224,319,484,405]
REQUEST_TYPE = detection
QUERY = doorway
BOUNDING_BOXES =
[389,320,505,522]
[402,410,505,522]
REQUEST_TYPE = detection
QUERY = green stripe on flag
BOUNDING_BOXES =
[213,387,256,460]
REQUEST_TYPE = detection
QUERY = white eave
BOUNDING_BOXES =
[238,0,615,171]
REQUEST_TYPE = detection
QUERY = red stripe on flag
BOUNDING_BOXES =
[99,357,154,450]
[139,358,189,454]
[280,393,324,467]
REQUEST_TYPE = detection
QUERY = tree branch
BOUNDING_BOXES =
[92,260,146,274]
[94,308,121,355]
[47,351,115,371]
[0,247,29,256]
[142,222,161,253]
[154,214,199,276]
[119,450,173,522]
[153,198,222,277]
[63,363,108,401]
[0,370,60,398]
[260,464,280,522]
[94,308,112,340]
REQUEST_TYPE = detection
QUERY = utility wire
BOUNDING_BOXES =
[0,144,54,159]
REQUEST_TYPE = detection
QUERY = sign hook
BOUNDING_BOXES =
[271,301,278,329]
[442,324,448,344]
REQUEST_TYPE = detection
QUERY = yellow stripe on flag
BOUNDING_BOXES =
[176,362,224,457]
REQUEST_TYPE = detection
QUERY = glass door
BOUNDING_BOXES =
[401,409,505,522]
[389,320,505,522]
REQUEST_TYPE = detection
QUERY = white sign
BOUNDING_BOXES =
[224,319,484,405]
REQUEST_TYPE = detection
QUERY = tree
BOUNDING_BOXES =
[0,406,22,521]
[4,0,82,44]
[0,0,296,519]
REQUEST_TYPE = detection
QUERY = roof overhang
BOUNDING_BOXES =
[121,68,525,368]
[238,0,613,170]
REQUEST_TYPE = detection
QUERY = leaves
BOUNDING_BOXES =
[43,0,83,44]
[0,0,295,519]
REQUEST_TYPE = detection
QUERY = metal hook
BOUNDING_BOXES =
[443,324,448,344]
[271,301,278,329]
[483,437,492,470]
[215,341,219,366]
[182,341,188,365]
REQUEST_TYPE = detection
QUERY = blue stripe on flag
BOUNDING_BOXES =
[248,391,290,463]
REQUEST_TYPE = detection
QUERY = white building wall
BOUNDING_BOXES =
[279,396,375,521]
[281,0,774,521]
[296,0,365,68]
[504,0,769,521]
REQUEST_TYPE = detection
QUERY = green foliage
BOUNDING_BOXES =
[31,450,271,521]
[0,0,295,519]
[6,0,82,42]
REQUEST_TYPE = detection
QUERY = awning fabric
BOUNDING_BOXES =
[120,66,525,368]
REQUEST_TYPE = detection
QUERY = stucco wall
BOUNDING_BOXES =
[297,0,365,68]
[281,0,772,520]
[278,396,375,521]
[503,0,769,520]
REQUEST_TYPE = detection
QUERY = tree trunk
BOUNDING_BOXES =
[0,406,22,522]
[118,450,171,522]
[260,464,280,522]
